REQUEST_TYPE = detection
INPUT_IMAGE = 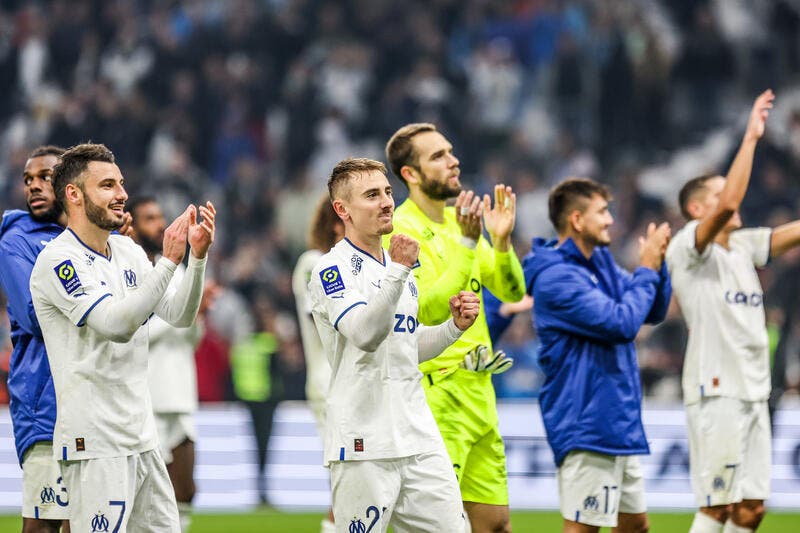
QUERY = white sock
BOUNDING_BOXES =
[722,521,754,533]
[320,518,336,533]
[177,502,192,533]
[689,512,724,533]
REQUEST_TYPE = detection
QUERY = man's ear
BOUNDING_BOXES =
[686,198,703,220]
[332,199,349,222]
[64,183,82,207]
[568,209,584,233]
[400,165,420,186]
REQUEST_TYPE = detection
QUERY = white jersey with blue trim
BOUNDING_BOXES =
[30,229,159,460]
[666,220,772,404]
[308,238,444,466]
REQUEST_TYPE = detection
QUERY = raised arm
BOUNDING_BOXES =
[392,193,482,325]
[154,202,215,327]
[417,291,478,362]
[334,235,419,352]
[536,222,669,343]
[695,89,774,253]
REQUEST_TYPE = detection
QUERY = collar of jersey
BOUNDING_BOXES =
[344,237,386,266]
[67,227,111,261]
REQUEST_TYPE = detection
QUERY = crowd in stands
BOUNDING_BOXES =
[2,0,800,403]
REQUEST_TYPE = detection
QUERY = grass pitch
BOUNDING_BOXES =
[0,510,797,531]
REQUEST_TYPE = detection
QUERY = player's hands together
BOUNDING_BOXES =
[461,344,514,374]
[639,222,671,271]
[189,201,216,259]
[483,185,516,252]
[162,208,190,265]
[388,234,419,268]
[449,290,480,331]
[744,89,775,143]
[455,190,483,241]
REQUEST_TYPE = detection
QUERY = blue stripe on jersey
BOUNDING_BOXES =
[333,301,367,331]
[67,228,111,261]
[35,506,39,519]
[77,293,112,327]
[344,238,386,266]
[700,385,705,398]
[575,511,579,522]
[62,446,67,460]
[340,447,345,461]
[707,495,711,507]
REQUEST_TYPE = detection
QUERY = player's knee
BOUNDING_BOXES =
[701,505,730,524]
[490,516,512,533]
[21,519,61,533]
[733,500,765,528]
[630,517,650,533]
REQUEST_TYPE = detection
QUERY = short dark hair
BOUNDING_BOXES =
[328,157,387,201]
[308,194,342,252]
[678,173,719,221]
[385,123,437,186]
[548,178,612,233]
[52,143,115,211]
[27,145,65,159]
[126,195,158,221]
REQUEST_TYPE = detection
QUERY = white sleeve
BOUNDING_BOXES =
[153,254,206,328]
[31,249,178,342]
[416,319,462,362]
[310,261,409,353]
[31,248,117,327]
[730,227,772,267]
[666,220,712,273]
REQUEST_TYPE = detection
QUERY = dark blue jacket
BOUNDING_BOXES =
[523,238,671,466]
[0,210,63,464]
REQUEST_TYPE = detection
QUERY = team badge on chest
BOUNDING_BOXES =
[123,269,137,288]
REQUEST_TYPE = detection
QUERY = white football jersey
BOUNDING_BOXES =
[30,229,161,460]
[292,249,331,406]
[666,220,772,404]
[148,262,201,414]
[308,238,444,465]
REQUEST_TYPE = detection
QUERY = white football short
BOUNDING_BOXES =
[330,449,466,533]
[154,413,197,464]
[558,450,646,528]
[21,441,70,520]
[61,448,180,532]
[686,397,771,507]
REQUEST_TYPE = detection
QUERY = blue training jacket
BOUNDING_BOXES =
[523,237,671,466]
[0,209,63,464]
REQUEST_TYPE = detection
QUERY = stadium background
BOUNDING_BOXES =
[0,0,799,530]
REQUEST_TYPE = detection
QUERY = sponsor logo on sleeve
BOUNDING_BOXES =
[320,266,345,295]
[54,260,82,295]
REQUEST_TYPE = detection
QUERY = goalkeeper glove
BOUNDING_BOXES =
[461,345,514,374]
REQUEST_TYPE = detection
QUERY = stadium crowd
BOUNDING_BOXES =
[2,0,800,409]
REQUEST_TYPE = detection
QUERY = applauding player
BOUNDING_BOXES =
[30,143,215,532]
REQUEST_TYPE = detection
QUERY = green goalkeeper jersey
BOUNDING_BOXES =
[385,199,526,374]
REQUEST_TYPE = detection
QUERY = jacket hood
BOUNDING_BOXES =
[0,209,29,239]
[522,237,567,293]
